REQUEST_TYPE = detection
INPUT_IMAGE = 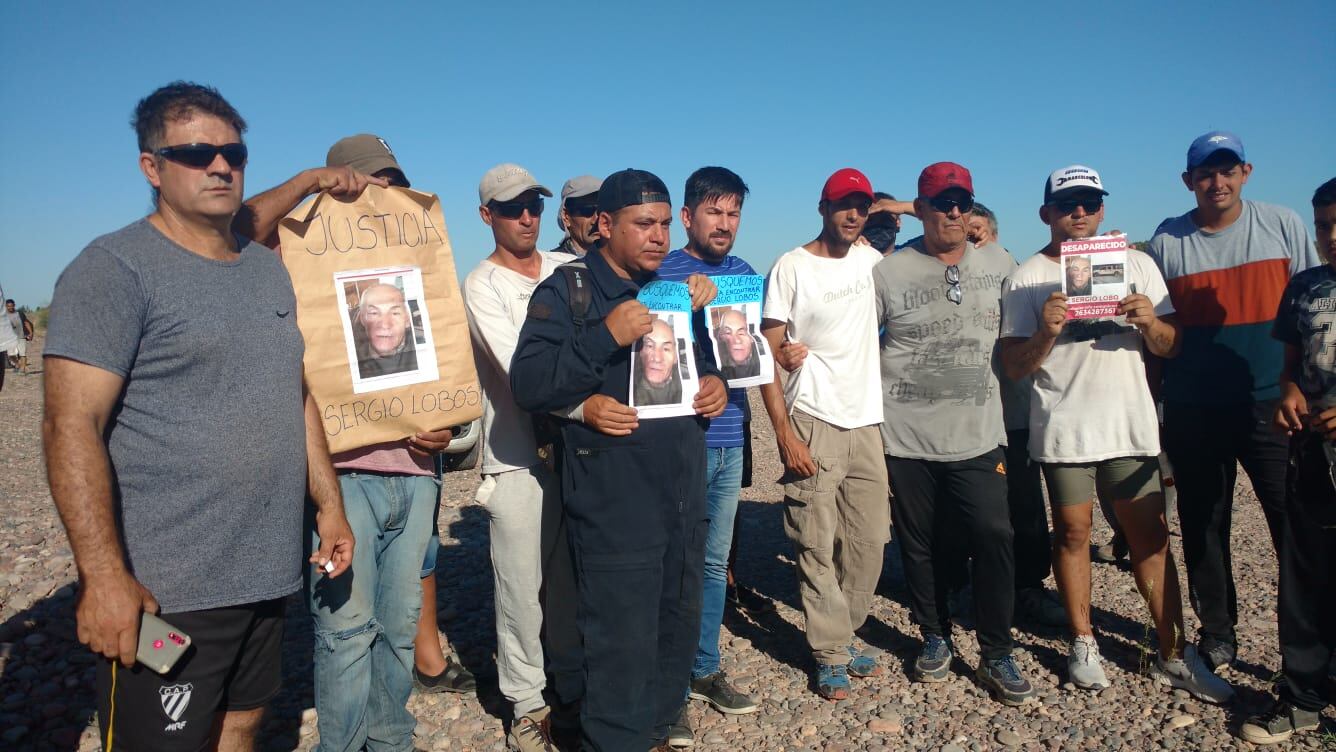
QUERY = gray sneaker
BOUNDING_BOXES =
[507,706,556,752]
[1240,701,1321,745]
[667,704,693,748]
[689,671,759,715]
[1067,635,1111,690]
[1153,645,1234,704]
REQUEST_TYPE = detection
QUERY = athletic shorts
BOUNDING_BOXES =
[1042,456,1161,507]
[9,339,24,357]
[96,598,285,751]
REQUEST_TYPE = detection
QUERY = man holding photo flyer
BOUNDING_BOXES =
[1000,165,1232,702]
[656,166,761,746]
[511,168,727,752]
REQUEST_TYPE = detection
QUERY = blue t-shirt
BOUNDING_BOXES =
[657,249,756,448]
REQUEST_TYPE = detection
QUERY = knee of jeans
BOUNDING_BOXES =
[313,617,382,654]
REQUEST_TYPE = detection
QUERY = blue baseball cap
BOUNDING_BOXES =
[1186,131,1246,171]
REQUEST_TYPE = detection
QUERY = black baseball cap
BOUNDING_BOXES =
[597,169,671,214]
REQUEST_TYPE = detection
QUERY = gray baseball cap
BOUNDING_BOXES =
[327,134,408,186]
[478,163,552,205]
[561,175,603,202]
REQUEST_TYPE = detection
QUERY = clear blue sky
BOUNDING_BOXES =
[2,1,1333,307]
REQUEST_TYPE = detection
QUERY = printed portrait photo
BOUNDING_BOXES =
[706,301,772,388]
[1064,255,1093,297]
[334,266,439,394]
[632,314,686,407]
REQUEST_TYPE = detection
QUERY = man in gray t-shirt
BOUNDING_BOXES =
[43,82,353,752]
[874,162,1035,706]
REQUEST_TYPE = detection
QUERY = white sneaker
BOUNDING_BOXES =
[1067,635,1111,690]
[1153,644,1235,704]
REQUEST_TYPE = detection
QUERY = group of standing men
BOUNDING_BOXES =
[39,77,1334,752]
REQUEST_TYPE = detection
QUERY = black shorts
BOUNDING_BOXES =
[96,598,285,751]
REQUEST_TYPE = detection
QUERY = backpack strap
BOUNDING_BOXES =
[556,261,591,329]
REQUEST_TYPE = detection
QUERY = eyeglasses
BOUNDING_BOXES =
[928,195,975,215]
[155,143,248,169]
[490,197,544,219]
[564,203,598,218]
[1049,197,1104,214]
[945,264,963,305]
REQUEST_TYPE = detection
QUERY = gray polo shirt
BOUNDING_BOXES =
[46,219,308,613]
[874,240,1015,461]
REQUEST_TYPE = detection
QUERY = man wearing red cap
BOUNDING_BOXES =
[759,168,889,700]
[874,163,1036,705]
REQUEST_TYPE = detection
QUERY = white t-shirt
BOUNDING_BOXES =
[1000,249,1173,463]
[464,251,575,474]
[762,244,883,429]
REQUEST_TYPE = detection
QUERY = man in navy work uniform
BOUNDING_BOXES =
[511,168,728,752]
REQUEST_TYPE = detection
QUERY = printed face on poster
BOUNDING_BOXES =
[704,274,773,388]
[1060,235,1129,319]
[334,266,441,393]
[629,280,700,418]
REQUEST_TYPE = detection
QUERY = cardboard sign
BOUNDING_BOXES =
[629,280,700,418]
[704,274,773,388]
[278,185,481,453]
[1061,234,1128,319]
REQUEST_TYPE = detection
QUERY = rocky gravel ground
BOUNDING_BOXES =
[2,336,1334,750]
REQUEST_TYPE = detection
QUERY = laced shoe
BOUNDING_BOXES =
[1152,644,1234,704]
[1067,635,1111,690]
[914,634,953,682]
[506,706,556,752]
[690,671,759,714]
[815,662,850,700]
[846,645,883,678]
[976,655,1037,706]
[1239,701,1321,745]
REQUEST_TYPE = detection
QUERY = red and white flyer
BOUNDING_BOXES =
[1060,235,1128,319]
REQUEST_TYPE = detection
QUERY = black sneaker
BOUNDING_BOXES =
[667,704,694,748]
[413,656,476,694]
[976,655,1036,706]
[913,634,952,682]
[689,671,759,714]
[1239,701,1321,745]
[1197,637,1236,672]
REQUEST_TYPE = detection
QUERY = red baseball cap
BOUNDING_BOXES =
[917,162,974,199]
[821,168,874,203]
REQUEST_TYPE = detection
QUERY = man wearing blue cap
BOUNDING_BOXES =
[1146,131,1319,671]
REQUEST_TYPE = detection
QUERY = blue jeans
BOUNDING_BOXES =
[309,473,437,752]
[693,445,744,679]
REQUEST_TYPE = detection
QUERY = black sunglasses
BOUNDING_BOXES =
[155,142,248,169]
[564,203,598,218]
[1049,197,1104,214]
[945,264,963,305]
[491,197,544,219]
[929,195,975,215]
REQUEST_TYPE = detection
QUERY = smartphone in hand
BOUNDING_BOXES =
[136,613,191,674]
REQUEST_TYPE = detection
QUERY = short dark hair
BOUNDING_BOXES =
[4,299,13,306]
[1313,177,1336,210]
[132,81,247,154]
[971,202,999,236]
[873,191,897,202]
[684,166,749,211]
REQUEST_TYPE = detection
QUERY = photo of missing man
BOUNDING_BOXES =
[1065,255,1093,296]
[633,315,685,407]
[711,305,762,381]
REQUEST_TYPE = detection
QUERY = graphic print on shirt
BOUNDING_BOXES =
[889,270,1006,407]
